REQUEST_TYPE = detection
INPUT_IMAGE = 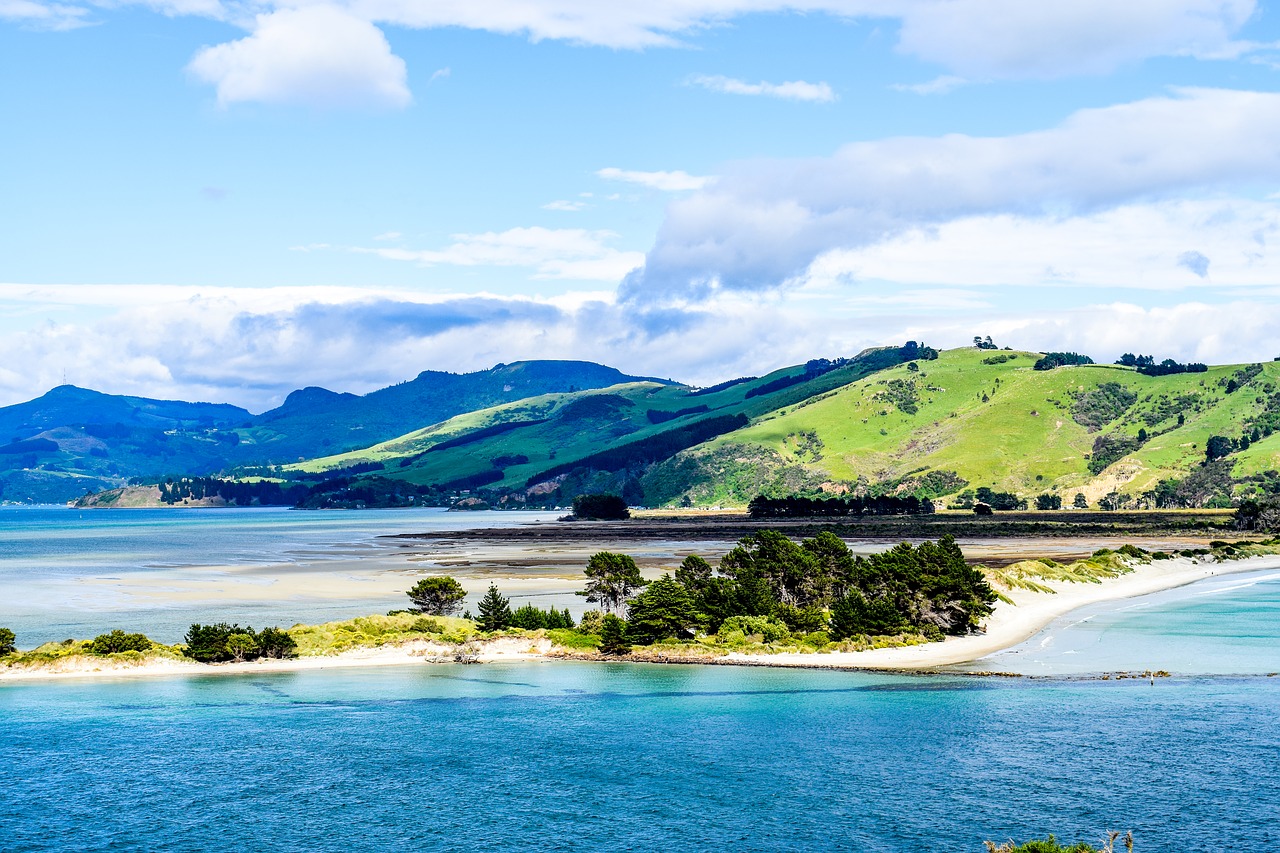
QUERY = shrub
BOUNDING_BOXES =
[717,615,789,643]
[577,610,604,634]
[409,617,444,634]
[88,630,153,655]
[0,627,15,655]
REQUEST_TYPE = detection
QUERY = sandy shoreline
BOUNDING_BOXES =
[4,554,1277,683]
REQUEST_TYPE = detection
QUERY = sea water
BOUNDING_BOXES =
[1,663,1276,851]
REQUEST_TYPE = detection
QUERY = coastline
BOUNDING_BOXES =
[4,554,1277,683]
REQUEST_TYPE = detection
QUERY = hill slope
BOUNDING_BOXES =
[288,347,918,506]
[0,361,669,503]
[649,348,1280,508]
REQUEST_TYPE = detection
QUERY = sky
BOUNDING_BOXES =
[5,1,1280,411]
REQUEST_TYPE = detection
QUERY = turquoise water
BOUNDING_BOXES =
[2,662,1277,851]
[975,568,1280,676]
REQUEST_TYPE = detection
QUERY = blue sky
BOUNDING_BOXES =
[4,1,1280,410]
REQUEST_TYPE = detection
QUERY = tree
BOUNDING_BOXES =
[1073,493,1089,509]
[89,630,152,655]
[256,627,297,659]
[476,584,512,631]
[406,576,467,616]
[0,627,15,655]
[1035,493,1062,510]
[572,494,630,520]
[184,623,257,663]
[224,633,259,663]
[626,575,699,644]
[598,614,631,655]
[1205,435,1235,462]
[673,554,713,592]
[579,551,648,615]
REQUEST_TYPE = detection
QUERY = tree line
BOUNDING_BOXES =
[747,494,935,518]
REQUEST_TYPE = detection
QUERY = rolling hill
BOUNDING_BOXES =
[0,360,671,503]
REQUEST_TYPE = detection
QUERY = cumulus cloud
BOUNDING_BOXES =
[623,88,1280,303]
[187,5,411,108]
[801,199,1280,290]
[346,0,1259,76]
[19,1,1265,106]
[5,282,1280,411]
[893,0,1258,79]
[687,74,836,102]
[596,167,711,192]
[352,227,645,281]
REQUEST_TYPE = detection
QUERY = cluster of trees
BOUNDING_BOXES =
[183,623,297,662]
[296,476,437,509]
[571,493,630,520]
[973,336,999,350]
[1233,499,1280,532]
[1204,423,1269,463]
[1034,352,1094,370]
[584,531,996,649]
[157,476,309,506]
[471,584,577,632]
[1035,494,1063,510]
[747,494,935,518]
[1116,354,1208,376]
[953,487,1026,511]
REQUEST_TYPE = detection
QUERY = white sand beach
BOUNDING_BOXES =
[731,553,1280,670]
[5,553,1278,682]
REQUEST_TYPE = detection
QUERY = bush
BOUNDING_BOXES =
[88,630,153,655]
[717,615,789,643]
[409,617,444,633]
[0,627,15,655]
[577,610,604,634]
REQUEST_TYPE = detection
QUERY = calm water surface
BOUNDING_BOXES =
[2,663,1276,852]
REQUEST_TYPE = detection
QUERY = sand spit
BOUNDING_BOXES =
[4,555,1277,683]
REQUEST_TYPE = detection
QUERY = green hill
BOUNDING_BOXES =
[288,346,918,506]
[0,360,666,503]
[645,348,1280,508]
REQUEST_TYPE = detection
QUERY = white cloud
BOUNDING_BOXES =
[890,75,966,95]
[347,0,1259,77]
[801,199,1280,290]
[543,200,589,211]
[687,74,836,103]
[428,66,451,83]
[352,226,645,281]
[624,87,1280,301]
[373,231,402,241]
[596,167,711,192]
[893,0,1258,79]
[0,0,89,29]
[187,5,411,109]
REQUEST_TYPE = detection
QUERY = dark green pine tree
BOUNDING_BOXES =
[626,575,698,644]
[476,584,512,632]
[598,614,631,656]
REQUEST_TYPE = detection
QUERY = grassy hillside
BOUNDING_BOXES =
[649,348,1280,507]
[0,360,666,503]
[288,347,916,505]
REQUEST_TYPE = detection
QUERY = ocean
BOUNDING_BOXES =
[1,663,1276,851]
[3,506,1279,851]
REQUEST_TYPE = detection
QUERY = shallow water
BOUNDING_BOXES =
[973,567,1280,676]
[0,506,561,644]
[1,662,1276,852]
